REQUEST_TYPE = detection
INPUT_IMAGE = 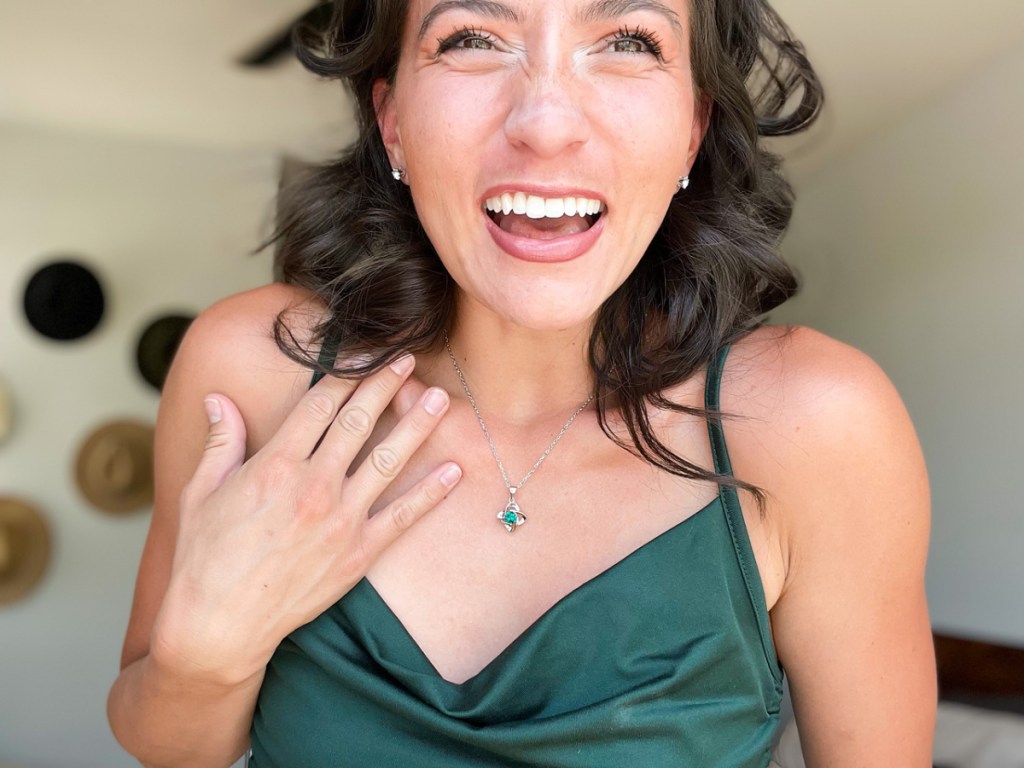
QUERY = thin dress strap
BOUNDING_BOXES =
[704,345,734,477]
[309,331,342,389]
[704,343,783,682]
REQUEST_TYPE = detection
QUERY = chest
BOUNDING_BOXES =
[256,508,785,765]
[356,407,782,685]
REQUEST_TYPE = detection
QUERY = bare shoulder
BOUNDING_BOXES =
[720,324,908,437]
[718,325,925,511]
[163,282,327,454]
[171,282,321,378]
[720,323,929,567]
[723,326,935,763]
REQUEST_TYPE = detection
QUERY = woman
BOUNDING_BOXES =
[108,0,936,765]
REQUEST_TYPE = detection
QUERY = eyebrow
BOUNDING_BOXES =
[418,1,521,40]
[577,0,684,37]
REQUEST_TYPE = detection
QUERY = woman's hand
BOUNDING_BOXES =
[149,354,459,688]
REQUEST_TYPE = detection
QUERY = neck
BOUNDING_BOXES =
[420,297,596,427]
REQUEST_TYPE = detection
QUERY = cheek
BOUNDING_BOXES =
[589,78,694,174]
[398,75,506,165]
[397,75,514,249]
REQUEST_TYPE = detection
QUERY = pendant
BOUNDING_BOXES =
[497,495,526,533]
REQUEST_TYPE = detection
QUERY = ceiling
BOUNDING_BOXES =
[1,0,1023,183]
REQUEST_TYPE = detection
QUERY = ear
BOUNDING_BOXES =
[686,93,713,168]
[373,79,406,173]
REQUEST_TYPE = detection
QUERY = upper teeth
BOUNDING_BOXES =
[484,192,604,219]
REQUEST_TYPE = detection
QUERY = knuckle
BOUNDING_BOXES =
[407,409,438,437]
[257,455,289,484]
[251,458,292,496]
[420,480,444,506]
[388,499,417,532]
[304,391,337,423]
[291,484,331,521]
[203,428,232,453]
[371,372,397,397]
[338,405,373,438]
[370,446,402,479]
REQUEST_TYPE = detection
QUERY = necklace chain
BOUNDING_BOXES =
[444,334,593,525]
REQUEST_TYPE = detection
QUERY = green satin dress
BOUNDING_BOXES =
[249,346,784,767]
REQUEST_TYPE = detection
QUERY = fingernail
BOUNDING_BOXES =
[204,398,222,424]
[390,354,415,376]
[423,387,449,416]
[440,464,462,487]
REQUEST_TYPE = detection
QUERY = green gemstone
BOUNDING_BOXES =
[503,510,519,524]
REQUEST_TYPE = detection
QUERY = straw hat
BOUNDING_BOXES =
[74,420,154,514]
[0,497,51,606]
[22,259,106,341]
[135,314,194,391]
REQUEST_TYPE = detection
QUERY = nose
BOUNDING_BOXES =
[503,58,592,158]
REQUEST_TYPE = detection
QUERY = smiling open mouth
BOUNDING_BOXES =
[484,193,605,241]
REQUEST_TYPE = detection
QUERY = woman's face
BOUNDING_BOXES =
[377,0,705,332]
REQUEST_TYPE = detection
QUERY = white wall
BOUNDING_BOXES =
[775,42,1024,644]
[0,124,276,767]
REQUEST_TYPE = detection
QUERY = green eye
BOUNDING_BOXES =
[437,27,498,55]
[612,39,646,54]
[609,26,664,59]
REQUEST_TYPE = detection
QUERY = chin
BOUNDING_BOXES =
[473,283,608,334]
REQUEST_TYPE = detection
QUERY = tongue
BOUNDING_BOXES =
[496,212,592,240]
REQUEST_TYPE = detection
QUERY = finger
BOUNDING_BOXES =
[313,354,417,472]
[393,375,428,417]
[266,370,361,460]
[360,462,462,559]
[187,394,248,500]
[344,386,450,509]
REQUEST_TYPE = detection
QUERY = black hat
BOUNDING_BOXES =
[135,314,194,391]
[23,259,105,341]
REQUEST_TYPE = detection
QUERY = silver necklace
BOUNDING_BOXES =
[444,334,594,533]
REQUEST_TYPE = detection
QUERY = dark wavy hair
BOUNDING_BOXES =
[271,0,823,501]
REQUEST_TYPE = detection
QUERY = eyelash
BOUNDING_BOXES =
[435,26,497,55]
[610,25,664,58]
[434,24,665,59]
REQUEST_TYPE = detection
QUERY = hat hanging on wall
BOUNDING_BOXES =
[22,259,106,341]
[0,376,12,446]
[0,497,51,606]
[74,420,155,514]
[135,314,194,391]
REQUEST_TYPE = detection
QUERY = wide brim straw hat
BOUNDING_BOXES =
[22,259,106,341]
[135,314,194,391]
[0,376,12,446]
[0,497,51,606]
[74,420,155,514]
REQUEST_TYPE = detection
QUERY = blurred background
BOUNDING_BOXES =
[0,1,1022,765]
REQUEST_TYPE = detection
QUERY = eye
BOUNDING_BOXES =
[608,26,664,58]
[436,27,498,55]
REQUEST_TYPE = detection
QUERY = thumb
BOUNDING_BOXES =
[188,394,247,498]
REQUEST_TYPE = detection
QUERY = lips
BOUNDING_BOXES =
[481,189,607,263]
